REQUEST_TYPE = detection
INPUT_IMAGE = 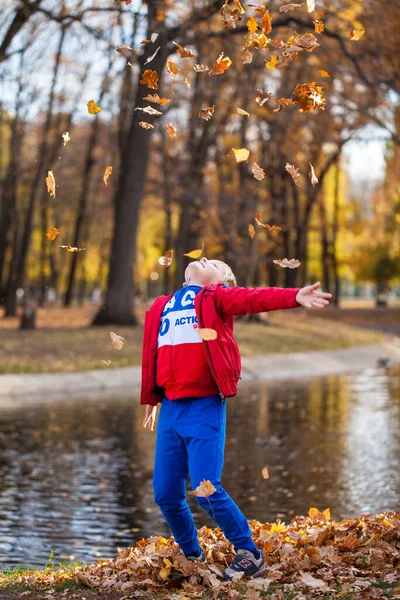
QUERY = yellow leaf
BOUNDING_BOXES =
[232,147,250,162]
[233,0,245,14]
[237,107,250,116]
[103,165,113,186]
[270,522,286,534]
[349,27,365,40]
[323,508,331,521]
[266,55,277,69]
[45,170,56,198]
[247,16,258,33]
[262,466,269,479]
[184,244,204,259]
[313,19,324,34]
[45,227,60,241]
[87,100,102,114]
[166,123,177,137]
[166,57,180,76]
[62,131,70,146]
[319,69,331,77]
[309,507,321,519]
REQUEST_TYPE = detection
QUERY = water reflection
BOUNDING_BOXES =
[0,366,399,569]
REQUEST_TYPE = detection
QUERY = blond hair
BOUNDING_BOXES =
[209,259,237,288]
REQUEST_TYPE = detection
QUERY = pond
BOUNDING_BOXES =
[0,366,399,569]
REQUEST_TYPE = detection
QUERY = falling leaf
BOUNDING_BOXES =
[233,0,245,13]
[194,64,210,72]
[158,250,174,266]
[262,466,269,479]
[103,166,113,186]
[349,27,365,40]
[87,100,102,114]
[209,53,232,76]
[247,16,258,33]
[273,257,301,268]
[199,105,215,121]
[221,1,243,29]
[248,223,256,239]
[109,331,125,350]
[237,108,250,117]
[144,46,161,65]
[319,69,331,77]
[285,162,301,185]
[184,244,204,259]
[166,58,181,77]
[252,163,265,180]
[102,360,112,367]
[45,171,56,197]
[255,213,281,231]
[197,328,217,341]
[139,121,155,129]
[241,48,254,64]
[140,33,159,44]
[45,227,60,241]
[140,69,159,89]
[309,162,318,186]
[62,131,70,146]
[306,0,315,12]
[191,479,216,497]
[172,41,195,58]
[260,10,272,34]
[166,123,177,138]
[266,55,277,69]
[279,3,304,12]
[135,105,163,116]
[184,78,191,89]
[59,245,86,253]
[127,62,137,69]
[232,147,250,162]
[116,44,132,54]
[313,19,324,34]
[143,93,172,105]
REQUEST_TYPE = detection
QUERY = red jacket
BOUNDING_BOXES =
[140,284,301,406]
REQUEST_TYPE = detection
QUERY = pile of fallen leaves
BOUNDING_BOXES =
[2,510,399,598]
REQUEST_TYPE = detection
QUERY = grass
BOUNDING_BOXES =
[0,304,385,375]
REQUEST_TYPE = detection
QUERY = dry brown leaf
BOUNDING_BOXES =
[232,147,250,162]
[299,571,331,590]
[144,46,161,65]
[209,52,232,76]
[252,163,265,180]
[116,44,132,54]
[143,93,172,105]
[191,479,216,497]
[135,105,163,116]
[221,2,243,29]
[248,223,256,239]
[140,69,159,89]
[166,58,180,77]
[166,123,177,138]
[199,105,215,120]
[139,121,155,129]
[262,466,269,479]
[194,63,210,72]
[59,245,86,253]
[103,165,113,186]
[279,3,303,12]
[309,162,318,186]
[45,227,60,241]
[45,170,56,198]
[109,331,125,350]
[349,27,365,40]
[62,131,70,146]
[241,49,254,64]
[172,41,195,58]
[158,249,174,267]
[197,328,217,341]
[255,213,281,231]
[184,244,204,259]
[285,162,301,185]
[87,100,102,114]
[237,107,249,116]
[273,257,301,268]
[260,10,272,34]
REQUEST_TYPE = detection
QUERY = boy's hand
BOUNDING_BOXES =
[296,282,332,308]
[143,405,158,431]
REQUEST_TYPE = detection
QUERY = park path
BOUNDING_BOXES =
[1,338,400,408]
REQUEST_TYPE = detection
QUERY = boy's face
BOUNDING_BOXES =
[184,257,221,287]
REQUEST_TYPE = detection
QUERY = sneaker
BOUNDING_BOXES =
[222,548,266,581]
[182,547,207,563]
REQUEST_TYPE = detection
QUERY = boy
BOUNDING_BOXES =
[141,257,331,580]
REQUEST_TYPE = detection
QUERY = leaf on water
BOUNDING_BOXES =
[309,162,318,186]
[313,19,324,34]
[103,165,113,186]
[158,249,174,266]
[166,58,181,77]
[273,257,301,268]
[232,147,250,162]
[197,328,217,341]
[143,93,172,105]
[184,244,204,259]
[194,64,210,73]
[172,41,195,58]
[237,108,250,116]
[139,121,155,129]
[279,3,304,12]
[109,331,125,350]
[46,170,56,197]
[191,479,216,497]
[116,44,132,54]
[135,105,163,116]
[199,105,215,120]
[255,213,281,231]
[319,69,331,77]
[252,163,265,180]
[59,245,86,253]
[166,123,177,137]
[45,227,60,241]
[62,131,70,146]
[266,55,277,69]
[144,46,161,65]
[349,27,365,40]
[248,223,256,239]
[209,52,232,76]
[285,162,301,185]
[306,0,315,12]
[140,69,159,89]
[87,100,102,114]
[262,466,269,479]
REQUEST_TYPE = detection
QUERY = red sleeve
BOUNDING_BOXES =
[214,285,301,318]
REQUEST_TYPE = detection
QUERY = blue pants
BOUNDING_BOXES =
[152,394,258,557]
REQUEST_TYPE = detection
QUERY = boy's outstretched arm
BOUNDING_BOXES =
[215,281,331,318]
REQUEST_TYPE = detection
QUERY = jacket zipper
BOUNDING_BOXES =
[198,289,225,403]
